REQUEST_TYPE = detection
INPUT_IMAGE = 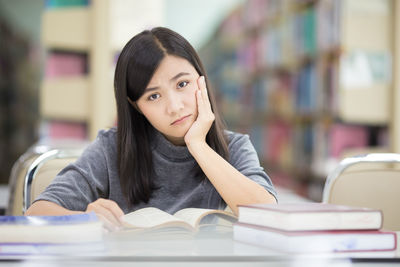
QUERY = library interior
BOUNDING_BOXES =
[0,0,400,265]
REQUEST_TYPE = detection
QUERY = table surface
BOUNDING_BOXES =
[0,229,399,267]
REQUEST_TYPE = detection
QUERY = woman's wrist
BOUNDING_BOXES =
[186,140,209,156]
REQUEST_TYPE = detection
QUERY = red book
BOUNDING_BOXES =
[47,121,87,140]
[45,52,86,78]
[234,222,397,253]
[329,124,368,158]
[238,203,382,231]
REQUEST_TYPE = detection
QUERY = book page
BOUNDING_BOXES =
[122,207,187,229]
[173,208,236,229]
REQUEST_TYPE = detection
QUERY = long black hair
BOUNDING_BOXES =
[114,27,229,206]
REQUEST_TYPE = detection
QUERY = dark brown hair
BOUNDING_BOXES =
[114,27,228,205]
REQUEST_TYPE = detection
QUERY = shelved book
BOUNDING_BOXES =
[45,51,87,78]
[237,203,383,231]
[0,212,104,255]
[233,223,397,253]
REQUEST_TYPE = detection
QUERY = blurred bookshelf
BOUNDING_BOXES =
[0,10,40,184]
[39,0,115,141]
[200,0,393,201]
[39,0,164,141]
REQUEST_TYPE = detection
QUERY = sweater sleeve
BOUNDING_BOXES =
[228,132,278,201]
[33,132,110,211]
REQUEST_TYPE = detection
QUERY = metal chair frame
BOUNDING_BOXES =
[7,144,55,215]
[322,153,400,203]
[22,148,83,213]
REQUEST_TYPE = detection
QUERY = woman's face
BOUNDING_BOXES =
[136,55,200,145]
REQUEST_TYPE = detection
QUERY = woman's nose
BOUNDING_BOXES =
[166,93,184,114]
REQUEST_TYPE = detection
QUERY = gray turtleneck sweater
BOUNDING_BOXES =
[35,128,277,214]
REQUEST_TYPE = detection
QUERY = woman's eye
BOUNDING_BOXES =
[177,81,189,89]
[148,93,160,101]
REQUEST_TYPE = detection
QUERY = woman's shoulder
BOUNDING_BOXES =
[97,127,117,139]
[224,130,251,148]
[93,127,117,149]
[224,130,259,165]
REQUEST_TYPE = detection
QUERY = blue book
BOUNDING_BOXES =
[0,213,103,244]
[0,212,98,225]
[45,0,89,8]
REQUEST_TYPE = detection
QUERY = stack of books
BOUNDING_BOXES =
[233,203,397,253]
[0,212,104,255]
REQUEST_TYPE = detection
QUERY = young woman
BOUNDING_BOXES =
[26,27,277,230]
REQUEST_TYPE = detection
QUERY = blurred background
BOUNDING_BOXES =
[0,0,399,214]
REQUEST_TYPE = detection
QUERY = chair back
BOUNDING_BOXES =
[7,146,47,215]
[23,149,83,213]
[7,143,85,215]
[323,153,400,231]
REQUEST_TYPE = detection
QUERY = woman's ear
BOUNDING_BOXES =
[127,97,142,114]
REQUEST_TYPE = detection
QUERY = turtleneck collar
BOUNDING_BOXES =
[151,129,193,161]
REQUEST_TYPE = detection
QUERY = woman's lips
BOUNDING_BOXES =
[171,115,191,125]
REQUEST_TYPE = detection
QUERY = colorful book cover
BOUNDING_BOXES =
[0,212,98,226]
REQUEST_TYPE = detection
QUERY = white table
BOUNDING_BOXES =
[0,229,399,267]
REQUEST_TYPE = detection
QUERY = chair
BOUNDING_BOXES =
[7,142,86,215]
[7,144,51,215]
[322,153,400,231]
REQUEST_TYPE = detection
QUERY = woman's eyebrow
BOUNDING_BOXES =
[170,72,190,82]
[143,87,158,93]
[145,72,190,92]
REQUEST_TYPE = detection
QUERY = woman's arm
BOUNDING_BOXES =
[188,142,276,215]
[25,199,125,231]
[185,77,276,215]
[26,200,82,216]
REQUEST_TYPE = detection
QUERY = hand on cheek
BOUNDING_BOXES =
[184,76,215,148]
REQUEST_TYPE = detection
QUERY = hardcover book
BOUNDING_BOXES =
[233,222,397,253]
[0,212,103,244]
[237,203,382,231]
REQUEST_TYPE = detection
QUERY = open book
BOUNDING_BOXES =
[120,207,237,233]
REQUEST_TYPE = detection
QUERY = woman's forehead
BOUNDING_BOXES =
[150,55,197,81]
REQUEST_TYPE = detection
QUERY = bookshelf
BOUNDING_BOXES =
[200,0,393,200]
[40,0,114,140]
[39,0,164,140]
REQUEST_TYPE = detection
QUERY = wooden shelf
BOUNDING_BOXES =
[40,77,89,121]
[40,0,115,140]
[39,1,165,140]
[41,7,91,51]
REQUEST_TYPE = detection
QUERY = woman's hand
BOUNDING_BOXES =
[184,76,215,148]
[85,198,124,232]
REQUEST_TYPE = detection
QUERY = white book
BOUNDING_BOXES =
[238,203,382,231]
[0,213,103,244]
[234,223,397,253]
